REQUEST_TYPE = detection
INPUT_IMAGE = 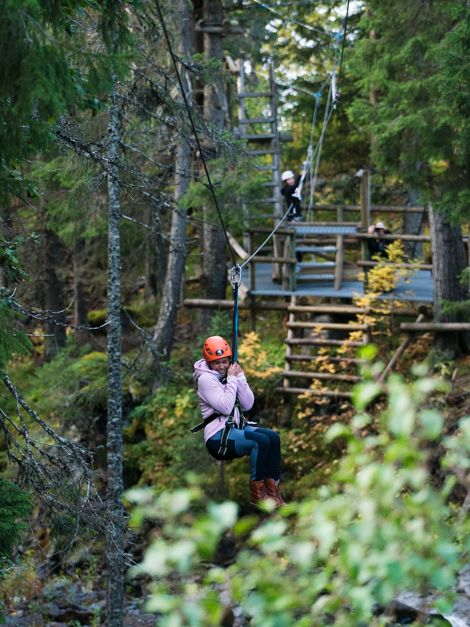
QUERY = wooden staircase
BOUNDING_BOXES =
[236,60,282,223]
[279,296,370,398]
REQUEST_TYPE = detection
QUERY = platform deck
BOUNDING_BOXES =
[245,265,433,303]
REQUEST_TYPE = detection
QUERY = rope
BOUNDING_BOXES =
[154,0,237,267]
[307,82,334,219]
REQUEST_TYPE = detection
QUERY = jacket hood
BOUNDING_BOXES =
[193,358,221,383]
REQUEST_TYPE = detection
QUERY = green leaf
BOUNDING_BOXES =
[352,381,382,411]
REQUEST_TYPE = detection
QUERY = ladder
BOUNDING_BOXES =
[236,60,282,258]
[279,296,370,398]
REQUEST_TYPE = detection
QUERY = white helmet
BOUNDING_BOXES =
[281,170,295,182]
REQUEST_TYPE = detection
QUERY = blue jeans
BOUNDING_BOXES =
[206,426,281,481]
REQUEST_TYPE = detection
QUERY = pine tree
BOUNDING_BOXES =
[0,479,32,559]
[350,0,470,351]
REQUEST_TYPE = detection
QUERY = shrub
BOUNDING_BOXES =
[128,368,470,626]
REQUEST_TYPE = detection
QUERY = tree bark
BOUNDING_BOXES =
[105,79,125,627]
[38,199,66,360]
[201,0,227,309]
[72,238,89,344]
[429,206,469,355]
[153,0,192,361]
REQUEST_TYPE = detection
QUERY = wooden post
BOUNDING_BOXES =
[247,231,255,292]
[284,295,296,389]
[336,204,344,223]
[334,234,344,290]
[360,169,371,262]
[279,234,296,292]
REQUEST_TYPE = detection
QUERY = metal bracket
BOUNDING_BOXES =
[230,264,242,288]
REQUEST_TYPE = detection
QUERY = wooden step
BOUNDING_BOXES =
[286,338,364,347]
[286,354,366,364]
[296,245,337,253]
[297,261,336,269]
[238,91,272,98]
[287,322,368,331]
[296,273,335,281]
[239,117,275,124]
[246,149,278,156]
[288,305,366,314]
[282,371,360,382]
[243,133,276,141]
[276,387,352,399]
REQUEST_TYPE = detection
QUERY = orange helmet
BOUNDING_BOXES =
[203,336,232,362]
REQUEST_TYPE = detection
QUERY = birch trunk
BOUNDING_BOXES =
[201,0,227,308]
[153,0,192,360]
[429,206,469,355]
[106,79,125,627]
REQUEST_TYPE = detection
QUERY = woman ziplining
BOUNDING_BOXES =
[192,335,286,508]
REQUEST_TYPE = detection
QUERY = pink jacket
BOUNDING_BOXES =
[193,359,255,443]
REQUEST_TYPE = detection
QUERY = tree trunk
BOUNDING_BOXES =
[38,198,66,361]
[105,79,125,627]
[429,206,469,355]
[201,0,227,311]
[73,238,89,344]
[153,0,192,361]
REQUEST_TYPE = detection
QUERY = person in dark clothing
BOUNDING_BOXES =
[367,221,391,259]
[281,170,303,221]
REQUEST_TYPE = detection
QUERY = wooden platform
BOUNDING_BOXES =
[245,264,433,303]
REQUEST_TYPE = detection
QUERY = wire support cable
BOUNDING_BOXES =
[154,0,237,267]
[249,0,337,38]
[337,0,351,83]
[238,205,292,271]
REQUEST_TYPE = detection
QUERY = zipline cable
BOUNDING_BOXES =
[302,0,352,217]
[337,0,351,83]
[154,0,237,267]
[239,205,292,270]
[250,0,337,38]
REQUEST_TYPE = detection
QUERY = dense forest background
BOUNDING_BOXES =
[1,1,469,625]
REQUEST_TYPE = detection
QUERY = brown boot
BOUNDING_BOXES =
[249,479,268,506]
[264,478,286,507]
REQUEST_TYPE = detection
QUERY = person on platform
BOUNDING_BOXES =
[192,336,285,508]
[281,169,303,221]
[367,221,391,259]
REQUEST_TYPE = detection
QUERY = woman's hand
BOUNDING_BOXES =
[227,363,242,377]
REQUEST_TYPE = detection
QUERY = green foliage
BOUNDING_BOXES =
[0,0,131,200]
[0,480,32,559]
[182,161,273,237]
[125,384,211,492]
[7,341,109,436]
[0,298,32,371]
[349,1,470,217]
[129,370,469,626]
[0,237,28,283]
